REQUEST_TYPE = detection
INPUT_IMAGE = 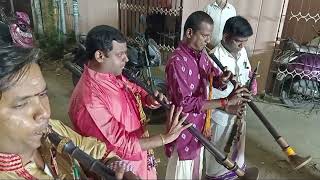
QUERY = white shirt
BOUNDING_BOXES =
[208,43,251,126]
[213,43,251,87]
[204,2,236,47]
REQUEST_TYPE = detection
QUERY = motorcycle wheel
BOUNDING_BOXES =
[280,77,316,109]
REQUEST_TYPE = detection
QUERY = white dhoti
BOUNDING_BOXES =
[165,147,204,180]
[205,110,246,180]
[205,42,253,180]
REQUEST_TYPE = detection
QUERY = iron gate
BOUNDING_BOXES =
[118,0,183,64]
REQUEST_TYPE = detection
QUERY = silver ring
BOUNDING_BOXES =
[241,93,244,97]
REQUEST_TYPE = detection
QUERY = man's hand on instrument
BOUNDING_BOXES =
[225,104,246,119]
[115,166,125,180]
[146,90,170,109]
[108,160,140,180]
[115,168,140,180]
[122,171,141,180]
[227,87,252,106]
[220,67,232,84]
[219,67,245,90]
[216,67,237,90]
[163,105,192,144]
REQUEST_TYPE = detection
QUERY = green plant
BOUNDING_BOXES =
[37,0,77,59]
[38,31,65,59]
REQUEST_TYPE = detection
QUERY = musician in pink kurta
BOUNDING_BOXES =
[69,65,156,179]
[69,25,191,180]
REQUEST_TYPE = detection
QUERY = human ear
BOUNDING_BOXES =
[94,50,105,63]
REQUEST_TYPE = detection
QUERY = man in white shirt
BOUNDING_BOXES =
[205,16,258,180]
[204,0,236,49]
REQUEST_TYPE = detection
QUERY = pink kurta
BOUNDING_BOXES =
[69,66,156,179]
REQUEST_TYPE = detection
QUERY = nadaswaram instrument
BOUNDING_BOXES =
[224,63,260,156]
[206,48,311,170]
[223,64,258,157]
[63,55,259,179]
[123,68,259,180]
[45,127,118,180]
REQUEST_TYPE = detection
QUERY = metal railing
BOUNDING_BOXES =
[267,0,320,108]
[118,0,183,65]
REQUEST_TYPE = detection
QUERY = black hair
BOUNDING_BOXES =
[85,25,126,59]
[183,11,213,35]
[0,45,39,96]
[223,16,253,38]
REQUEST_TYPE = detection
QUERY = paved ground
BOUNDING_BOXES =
[42,60,320,179]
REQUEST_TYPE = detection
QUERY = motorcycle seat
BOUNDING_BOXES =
[285,39,320,55]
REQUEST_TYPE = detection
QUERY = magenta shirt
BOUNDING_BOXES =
[165,42,220,160]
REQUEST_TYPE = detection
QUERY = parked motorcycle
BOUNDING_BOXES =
[126,32,166,94]
[0,7,33,47]
[275,37,320,108]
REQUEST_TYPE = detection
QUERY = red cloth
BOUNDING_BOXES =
[69,66,156,179]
